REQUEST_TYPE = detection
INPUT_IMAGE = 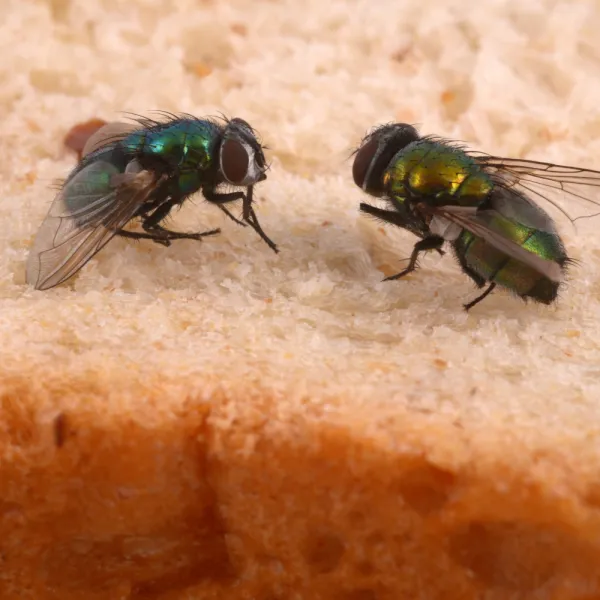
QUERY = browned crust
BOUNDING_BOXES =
[2,370,600,600]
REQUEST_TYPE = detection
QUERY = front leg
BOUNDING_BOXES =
[244,184,278,253]
[246,204,279,253]
[203,188,248,226]
[216,205,247,227]
[203,189,246,206]
[204,187,278,253]
[384,236,445,281]
[360,202,443,255]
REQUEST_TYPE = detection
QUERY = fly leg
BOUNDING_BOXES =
[245,185,278,253]
[204,187,278,253]
[243,204,278,253]
[360,203,444,254]
[139,198,221,246]
[216,205,247,227]
[117,228,220,247]
[463,282,497,312]
[117,230,170,244]
[203,190,248,227]
[384,236,445,282]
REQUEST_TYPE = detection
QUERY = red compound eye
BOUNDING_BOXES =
[221,138,250,184]
[352,137,379,189]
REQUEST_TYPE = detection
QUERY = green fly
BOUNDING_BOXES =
[26,112,278,291]
[353,122,600,310]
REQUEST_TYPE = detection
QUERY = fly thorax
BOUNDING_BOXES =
[397,142,490,206]
[384,155,411,196]
[410,159,469,197]
[456,171,494,206]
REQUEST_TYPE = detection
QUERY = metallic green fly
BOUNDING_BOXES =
[353,122,600,310]
[26,112,278,291]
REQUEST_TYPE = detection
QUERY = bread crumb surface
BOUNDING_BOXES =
[2,0,600,598]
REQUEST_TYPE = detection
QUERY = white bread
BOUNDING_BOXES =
[3,1,600,598]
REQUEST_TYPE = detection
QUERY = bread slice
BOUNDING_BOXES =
[4,1,600,598]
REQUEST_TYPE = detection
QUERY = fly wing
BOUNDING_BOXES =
[423,204,564,283]
[483,184,561,233]
[81,121,138,158]
[476,155,600,224]
[27,159,159,290]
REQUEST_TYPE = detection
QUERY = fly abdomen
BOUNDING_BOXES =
[453,221,569,304]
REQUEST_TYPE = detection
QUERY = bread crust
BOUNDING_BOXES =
[2,369,600,600]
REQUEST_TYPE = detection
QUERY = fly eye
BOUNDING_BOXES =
[353,124,420,195]
[221,138,250,185]
[352,137,379,189]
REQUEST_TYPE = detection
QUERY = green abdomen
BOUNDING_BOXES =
[385,141,493,208]
[453,213,568,303]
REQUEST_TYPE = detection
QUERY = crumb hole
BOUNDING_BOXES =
[303,531,345,574]
[448,521,568,591]
[396,464,456,515]
[356,560,376,575]
[346,510,366,526]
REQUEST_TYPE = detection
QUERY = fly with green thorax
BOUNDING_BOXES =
[27,112,278,291]
[353,123,600,311]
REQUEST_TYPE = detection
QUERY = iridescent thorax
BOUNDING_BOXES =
[124,119,221,195]
[384,141,493,207]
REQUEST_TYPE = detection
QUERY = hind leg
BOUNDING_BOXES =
[464,282,497,311]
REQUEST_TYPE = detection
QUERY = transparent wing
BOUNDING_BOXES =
[475,155,600,224]
[27,160,158,290]
[81,121,138,158]
[483,184,559,233]
[422,204,564,283]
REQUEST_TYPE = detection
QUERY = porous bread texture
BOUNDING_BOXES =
[3,0,600,598]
